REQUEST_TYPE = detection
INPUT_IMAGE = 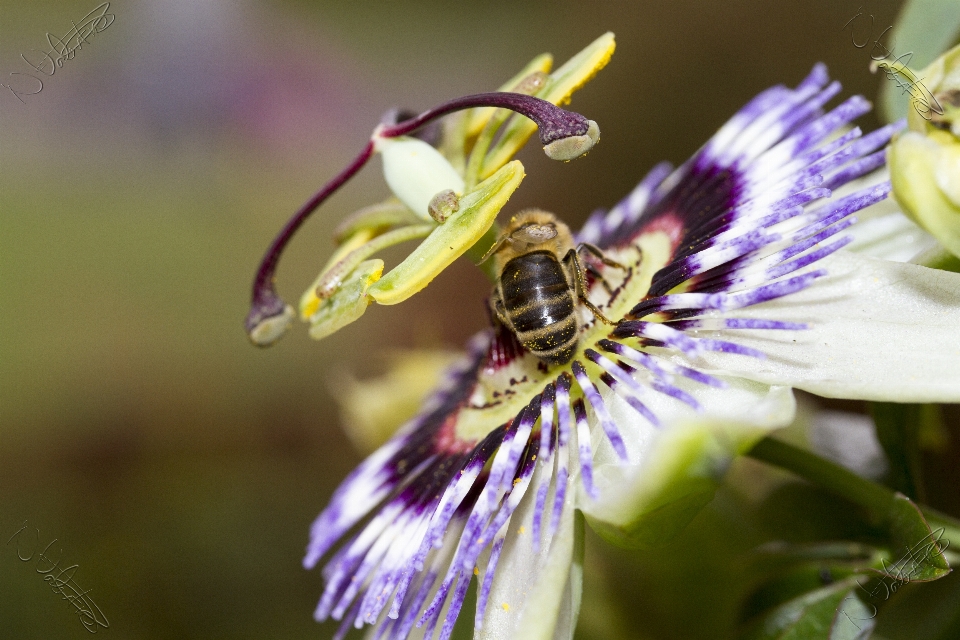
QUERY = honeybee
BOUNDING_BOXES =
[481,210,625,366]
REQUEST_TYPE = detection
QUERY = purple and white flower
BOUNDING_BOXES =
[304,65,960,638]
[292,60,960,640]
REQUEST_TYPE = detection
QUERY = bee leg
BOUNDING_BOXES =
[576,242,628,271]
[563,249,618,326]
[488,291,511,329]
[584,262,614,295]
[577,242,629,298]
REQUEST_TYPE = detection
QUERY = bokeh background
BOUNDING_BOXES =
[2,1,958,639]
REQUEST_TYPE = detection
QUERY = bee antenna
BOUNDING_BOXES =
[477,236,509,265]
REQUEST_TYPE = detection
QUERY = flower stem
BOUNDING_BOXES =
[747,436,960,548]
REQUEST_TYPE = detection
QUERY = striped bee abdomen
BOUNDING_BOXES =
[500,251,579,365]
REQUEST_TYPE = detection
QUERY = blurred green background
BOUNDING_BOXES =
[3,1,957,639]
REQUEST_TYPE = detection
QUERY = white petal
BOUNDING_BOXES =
[695,250,960,402]
[846,210,938,262]
[580,379,795,548]
[476,466,582,640]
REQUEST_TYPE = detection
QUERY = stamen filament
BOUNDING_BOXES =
[246,140,375,345]
[246,92,598,345]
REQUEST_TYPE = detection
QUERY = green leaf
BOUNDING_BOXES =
[875,493,952,584]
[872,567,960,640]
[741,579,876,640]
[833,590,878,640]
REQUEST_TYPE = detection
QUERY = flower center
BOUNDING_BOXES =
[452,231,674,443]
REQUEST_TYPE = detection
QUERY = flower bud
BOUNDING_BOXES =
[889,44,960,258]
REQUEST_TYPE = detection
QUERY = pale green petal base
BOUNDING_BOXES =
[845,203,938,262]
[695,251,960,402]
[582,380,796,549]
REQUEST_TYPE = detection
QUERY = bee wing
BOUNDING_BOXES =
[510,223,558,244]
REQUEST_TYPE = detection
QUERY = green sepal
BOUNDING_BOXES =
[583,383,795,550]
[306,259,383,341]
[879,5,960,124]
[368,160,524,305]
[586,478,717,550]
[586,421,758,549]
[912,245,960,272]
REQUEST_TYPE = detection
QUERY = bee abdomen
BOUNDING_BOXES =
[500,251,579,365]
[515,315,579,365]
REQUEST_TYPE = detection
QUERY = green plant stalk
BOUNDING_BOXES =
[747,436,960,549]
